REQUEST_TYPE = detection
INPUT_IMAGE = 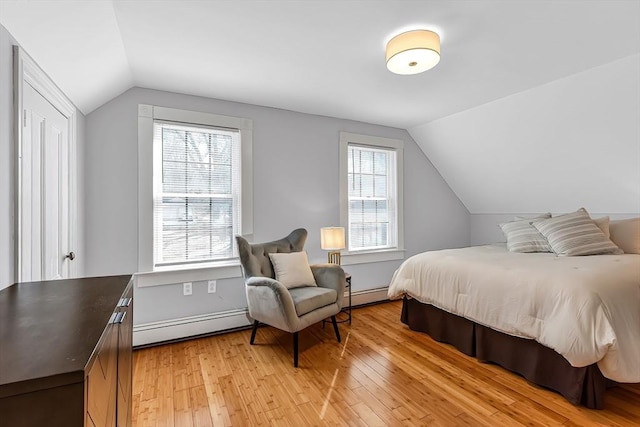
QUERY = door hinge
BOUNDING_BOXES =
[23,110,27,126]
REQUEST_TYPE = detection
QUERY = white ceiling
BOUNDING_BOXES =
[1,1,638,129]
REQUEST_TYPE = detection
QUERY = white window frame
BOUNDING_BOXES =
[339,132,404,265]
[137,105,253,286]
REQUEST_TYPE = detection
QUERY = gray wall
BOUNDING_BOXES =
[85,87,470,325]
[0,23,86,290]
[75,109,86,277]
[0,24,16,290]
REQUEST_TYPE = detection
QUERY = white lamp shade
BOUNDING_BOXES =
[386,30,441,75]
[320,227,346,250]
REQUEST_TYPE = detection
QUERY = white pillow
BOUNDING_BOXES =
[610,218,640,254]
[268,251,317,289]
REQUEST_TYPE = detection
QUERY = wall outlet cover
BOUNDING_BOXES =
[208,280,217,293]
[183,282,192,296]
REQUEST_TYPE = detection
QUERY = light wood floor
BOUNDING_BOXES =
[132,301,640,426]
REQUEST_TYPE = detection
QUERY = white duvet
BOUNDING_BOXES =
[387,244,640,382]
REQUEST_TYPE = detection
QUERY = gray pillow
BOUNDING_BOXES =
[592,216,610,239]
[532,208,623,256]
[513,213,551,221]
[499,213,552,253]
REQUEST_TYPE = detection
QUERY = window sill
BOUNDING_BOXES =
[340,248,406,265]
[135,260,243,287]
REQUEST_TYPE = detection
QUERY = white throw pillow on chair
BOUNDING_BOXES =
[268,251,317,289]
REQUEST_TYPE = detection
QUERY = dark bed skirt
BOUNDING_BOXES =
[401,297,610,409]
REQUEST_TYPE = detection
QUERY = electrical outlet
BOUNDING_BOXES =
[208,280,217,293]
[183,282,192,296]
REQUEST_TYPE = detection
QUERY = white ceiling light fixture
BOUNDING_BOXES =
[386,29,441,75]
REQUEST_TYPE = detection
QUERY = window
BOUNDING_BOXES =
[340,132,404,264]
[153,122,241,266]
[347,144,396,250]
[137,105,253,284]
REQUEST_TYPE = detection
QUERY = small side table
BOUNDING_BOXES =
[324,273,351,326]
[342,274,352,325]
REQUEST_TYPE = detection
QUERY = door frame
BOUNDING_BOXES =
[13,46,77,281]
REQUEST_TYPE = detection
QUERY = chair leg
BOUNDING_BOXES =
[331,315,341,343]
[293,332,299,367]
[250,320,259,345]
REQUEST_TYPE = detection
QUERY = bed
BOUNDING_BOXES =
[387,244,640,408]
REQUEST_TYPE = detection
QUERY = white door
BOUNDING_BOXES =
[20,82,72,281]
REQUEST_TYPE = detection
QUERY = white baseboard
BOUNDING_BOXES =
[133,308,252,347]
[133,286,390,347]
[349,286,389,306]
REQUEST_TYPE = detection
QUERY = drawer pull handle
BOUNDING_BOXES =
[119,298,132,307]
[112,312,127,324]
[109,312,118,324]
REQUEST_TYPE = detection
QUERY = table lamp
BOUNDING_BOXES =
[320,226,345,265]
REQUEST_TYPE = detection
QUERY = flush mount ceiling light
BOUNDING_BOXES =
[386,29,441,75]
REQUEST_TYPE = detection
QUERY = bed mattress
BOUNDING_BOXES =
[387,244,640,382]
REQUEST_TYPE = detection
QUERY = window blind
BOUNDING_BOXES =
[347,144,397,251]
[153,121,241,266]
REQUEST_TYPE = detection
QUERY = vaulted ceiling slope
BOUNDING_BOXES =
[410,53,640,215]
[1,1,638,130]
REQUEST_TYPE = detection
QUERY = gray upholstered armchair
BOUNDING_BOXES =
[236,228,346,367]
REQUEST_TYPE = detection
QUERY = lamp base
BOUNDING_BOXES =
[327,251,341,265]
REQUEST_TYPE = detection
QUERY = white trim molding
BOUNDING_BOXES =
[137,104,253,284]
[133,308,252,347]
[132,286,390,346]
[349,286,390,306]
[13,46,78,281]
[135,261,242,287]
[339,131,405,265]
[341,249,405,265]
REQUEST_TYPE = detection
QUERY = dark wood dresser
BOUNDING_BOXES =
[0,275,133,427]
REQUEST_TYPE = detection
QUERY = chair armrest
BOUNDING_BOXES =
[244,277,299,332]
[310,264,346,308]
[246,276,282,288]
[245,276,293,305]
